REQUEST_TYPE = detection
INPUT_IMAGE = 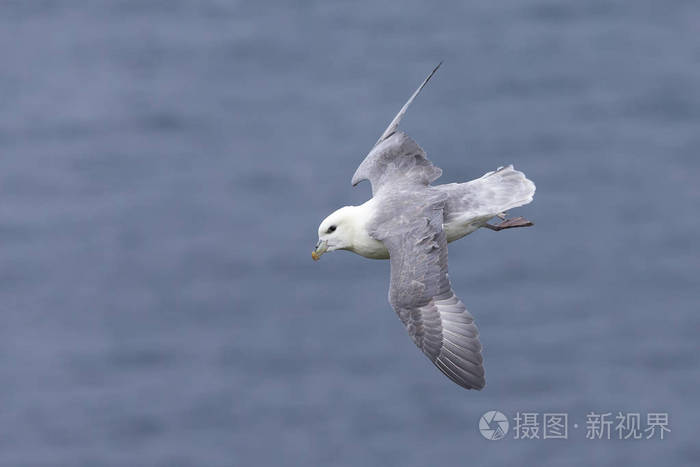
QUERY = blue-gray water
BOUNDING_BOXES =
[1,1,698,466]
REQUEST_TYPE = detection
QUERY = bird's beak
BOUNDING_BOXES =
[311,239,328,261]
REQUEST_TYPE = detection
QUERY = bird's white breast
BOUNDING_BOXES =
[345,198,390,259]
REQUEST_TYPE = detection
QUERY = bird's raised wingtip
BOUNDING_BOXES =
[374,62,443,146]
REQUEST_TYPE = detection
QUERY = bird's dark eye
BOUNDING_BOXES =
[327,225,336,233]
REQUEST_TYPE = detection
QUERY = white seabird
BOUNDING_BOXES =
[312,63,536,390]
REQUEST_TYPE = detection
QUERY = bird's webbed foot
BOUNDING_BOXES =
[485,216,534,231]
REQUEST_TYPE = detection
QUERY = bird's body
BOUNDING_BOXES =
[333,163,535,260]
[313,64,536,390]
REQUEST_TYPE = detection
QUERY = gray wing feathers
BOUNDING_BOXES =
[434,293,484,388]
[352,63,443,194]
[404,289,485,390]
[352,132,442,194]
[375,192,485,390]
[374,62,442,145]
[441,165,536,225]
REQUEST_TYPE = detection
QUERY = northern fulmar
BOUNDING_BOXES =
[312,63,536,390]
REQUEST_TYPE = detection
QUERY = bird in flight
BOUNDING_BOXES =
[312,63,535,390]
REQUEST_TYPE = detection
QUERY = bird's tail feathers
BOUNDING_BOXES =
[474,165,536,215]
[441,165,536,228]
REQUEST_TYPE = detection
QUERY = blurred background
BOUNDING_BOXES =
[1,1,698,466]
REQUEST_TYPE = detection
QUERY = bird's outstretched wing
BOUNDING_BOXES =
[352,64,443,195]
[374,62,441,145]
[369,188,486,390]
[352,132,442,195]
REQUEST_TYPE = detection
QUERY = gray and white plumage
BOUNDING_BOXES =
[313,64,535,390]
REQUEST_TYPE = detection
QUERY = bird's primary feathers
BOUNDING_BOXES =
[313,64,535,390]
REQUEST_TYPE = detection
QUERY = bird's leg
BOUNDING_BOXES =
[485,216,534,231]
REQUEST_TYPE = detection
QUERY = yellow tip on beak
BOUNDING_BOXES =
[312,239,327,261]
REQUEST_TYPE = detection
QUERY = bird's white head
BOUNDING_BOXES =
[312,206,358,261]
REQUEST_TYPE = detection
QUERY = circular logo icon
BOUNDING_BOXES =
[479,410,509,440]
